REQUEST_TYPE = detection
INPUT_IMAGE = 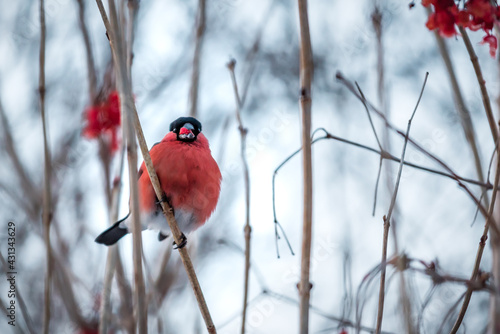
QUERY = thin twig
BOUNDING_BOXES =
[99,147,126,334]
[372,157,383,216]
[126,0,139,79]
[76,0,97,102]
[450,137,500,333]
[375,72,428,334]
[297,0,314,332]
[272,128,328,258]
[373,7,414,331]
[107,0,148,332]
[266,290,395,334]
[458,26,498,144]
[239,0,277,106]
[335,72,499,235]
[95,1,216,332]
[115,251,135,334]
[226,59,252,334]
[355,82,382,151]
[431,11,486,198]
[188,0,206,117]
[0,92,39,210]
[39,0,52,332]
[272,129,500,246]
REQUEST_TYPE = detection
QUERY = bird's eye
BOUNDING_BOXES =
[173,128,177,132]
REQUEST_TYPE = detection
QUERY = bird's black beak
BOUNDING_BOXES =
[178,123,196,141]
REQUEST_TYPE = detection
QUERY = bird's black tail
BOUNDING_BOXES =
[95,213,130,246]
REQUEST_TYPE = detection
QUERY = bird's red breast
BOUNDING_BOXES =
[137,131,221,230]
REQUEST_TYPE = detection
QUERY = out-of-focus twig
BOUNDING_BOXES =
[99,1,137,333]
[99,147,126,334]
[372,7,414,331]
[432,13,486,197]
[76,0,97,101]
[96,0,148,332]
[239,0,276,106]
[336,72,500,236]
[226,59,252,334]
[0,93,40,216]
[126,0,139,78]
[115,251,135,334]
[188,0,206,117]
[451,137,500,333]
[375,72,428,334]
[296,0,314,332]
[271,128,498,251]
[459,26,498,144]
[39,0,53,333]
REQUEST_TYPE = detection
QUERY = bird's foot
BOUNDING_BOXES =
[173,233,187,249]
[156,193,171,206]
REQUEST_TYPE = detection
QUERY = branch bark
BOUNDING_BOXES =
[297,0,314,333]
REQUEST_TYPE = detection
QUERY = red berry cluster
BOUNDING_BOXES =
[82,91,121,153]
[423,0,500,57]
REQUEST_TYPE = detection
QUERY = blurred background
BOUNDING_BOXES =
[1,0,499,333]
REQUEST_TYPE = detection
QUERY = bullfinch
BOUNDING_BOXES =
[95,117,222,247]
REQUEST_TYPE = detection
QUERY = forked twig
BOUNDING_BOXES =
[336,72,500,236]
[375,72,428,334]
[450,137,500,333]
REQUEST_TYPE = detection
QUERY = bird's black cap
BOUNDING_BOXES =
[169,117,202,133]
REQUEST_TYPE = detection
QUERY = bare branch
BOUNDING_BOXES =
[458,26,498,144]
[188,0,206,117]
[451,137,500,333]
[296,0,314,332]
[226,59,252,334]
[39,0,53,332]
[335,72,499,235]
[99,147,126,334]
[375,72,428,334]
[76,0,97,101]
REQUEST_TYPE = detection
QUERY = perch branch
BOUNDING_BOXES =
[95,1,216,332]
